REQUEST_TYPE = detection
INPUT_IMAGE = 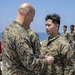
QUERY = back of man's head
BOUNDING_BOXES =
[18,2,35,15]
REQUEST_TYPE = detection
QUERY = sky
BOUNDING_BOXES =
[0,0,75,33]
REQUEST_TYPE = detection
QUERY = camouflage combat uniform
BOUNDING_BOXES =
[69,31,75,52]
[27,28,41,57]
[62,31,69,42]
[41,35,75,75]
[2,21,47,75]
[27,28,41,74]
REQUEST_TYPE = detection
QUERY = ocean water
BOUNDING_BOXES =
[37,32,49,42]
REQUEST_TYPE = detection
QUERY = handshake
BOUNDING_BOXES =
[39,54,54,65]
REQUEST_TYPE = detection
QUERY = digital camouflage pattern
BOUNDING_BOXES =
[62,31,69,42]
[27,28,41,57]
[27,28,42,74]
[69,31,75,52]
[41,35,75,75]
[2,21,47,75]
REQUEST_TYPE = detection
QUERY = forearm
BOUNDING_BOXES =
[32,39,41,55]
[17,47,47,71]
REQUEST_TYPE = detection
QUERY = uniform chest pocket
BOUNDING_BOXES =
[45,46,58,57]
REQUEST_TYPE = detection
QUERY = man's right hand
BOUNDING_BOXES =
[46,56,54,65]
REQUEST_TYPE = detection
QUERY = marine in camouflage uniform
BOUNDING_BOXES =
[69,25,75,52]
[2,21,48,75]
[62,25,69,42]
[41,13,75,75]
[27,28,41,57]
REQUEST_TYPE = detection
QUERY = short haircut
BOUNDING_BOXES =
[63,25,67,28]
[70,24,75,28]
[45,13,61,25]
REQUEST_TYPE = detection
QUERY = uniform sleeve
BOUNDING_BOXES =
[30,33,41,56]
[16,35,47,72]
[60,42,74,66]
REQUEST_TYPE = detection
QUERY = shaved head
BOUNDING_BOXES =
[18,2,35,14]
[16,2,35,29]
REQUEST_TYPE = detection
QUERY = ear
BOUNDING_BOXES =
[56,24,59,29]
[25,11,29,16]
[19,9,25,15]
